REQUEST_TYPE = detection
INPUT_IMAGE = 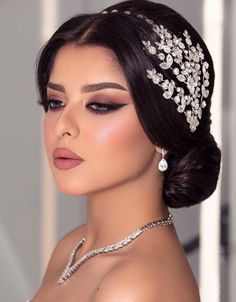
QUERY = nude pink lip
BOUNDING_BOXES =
[53,148,84,170]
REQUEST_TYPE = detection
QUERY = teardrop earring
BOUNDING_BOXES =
[158,148,168,172]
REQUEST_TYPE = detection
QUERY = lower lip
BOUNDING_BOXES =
[53,158,84,170]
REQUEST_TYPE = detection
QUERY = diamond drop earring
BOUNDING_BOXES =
[158,148,168,172]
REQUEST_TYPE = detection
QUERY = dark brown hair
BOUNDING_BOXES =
[36,0,221,208]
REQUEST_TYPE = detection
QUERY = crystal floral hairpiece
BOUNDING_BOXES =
[100,9,210,132]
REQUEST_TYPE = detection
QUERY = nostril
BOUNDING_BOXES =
[62,131,71,136]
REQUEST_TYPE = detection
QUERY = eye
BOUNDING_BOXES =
[86,102,126,114]
[37,99,127,114]
[37,99,65,111]
[47,99,65,110]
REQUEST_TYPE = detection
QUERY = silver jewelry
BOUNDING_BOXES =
[100,9,210,133]
[158,148,168,172]
[58,214,173,284]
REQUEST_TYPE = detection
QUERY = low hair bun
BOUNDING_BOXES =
[163,135,221,208]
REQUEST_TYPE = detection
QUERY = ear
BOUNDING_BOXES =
[155,146,162,155]
[155,146,168,155]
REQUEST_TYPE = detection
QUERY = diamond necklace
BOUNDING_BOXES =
[57,214,173,285]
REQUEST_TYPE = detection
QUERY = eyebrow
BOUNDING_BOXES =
[46,82,128,93]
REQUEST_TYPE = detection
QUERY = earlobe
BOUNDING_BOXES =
[155,146,162,154]
[155,146,168,155]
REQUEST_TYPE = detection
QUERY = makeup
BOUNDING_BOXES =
[53,148,84,170]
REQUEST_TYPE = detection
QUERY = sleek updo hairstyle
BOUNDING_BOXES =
[36,0,221,208]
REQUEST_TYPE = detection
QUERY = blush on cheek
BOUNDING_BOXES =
[93,107,146,144]
[94,115,151,153]
[94,122,124,143]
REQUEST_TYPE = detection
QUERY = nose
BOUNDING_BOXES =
[55,105,80,139]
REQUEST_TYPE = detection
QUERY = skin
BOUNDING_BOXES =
[31,43,200,302]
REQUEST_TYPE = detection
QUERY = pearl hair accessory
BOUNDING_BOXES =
[100,9,210,132]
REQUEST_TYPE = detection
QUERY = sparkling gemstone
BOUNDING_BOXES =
[183,30,189,36]
[162,81,169,90]
[163,90,173,99]
[198,108,202,119]
[158,159,168,172]
[174,58,181,64]
[173,68,179,75]
[177,74,186,82]
[174,38,180,45]
[158,53,165,60]
[186,97,191,105]
[157,73,163,81]
[203,89,209,98]
[164,46,171,53]
[194,54,200,62]
[152,76,160,84]
[160,54,173,69]
[147,69,156,78]
[205,72,210,79]
[149,46,156,55]
[186,37,192,45]
[174,96,180,104]
[177,105,185,113]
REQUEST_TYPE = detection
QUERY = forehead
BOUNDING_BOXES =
[49,43,125,82]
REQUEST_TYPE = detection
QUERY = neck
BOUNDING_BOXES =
[82,167,169,252]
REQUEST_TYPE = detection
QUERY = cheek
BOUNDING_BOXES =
[89,111,154,164]
[81,110,156,191]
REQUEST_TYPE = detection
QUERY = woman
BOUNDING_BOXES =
[30,0,221,301]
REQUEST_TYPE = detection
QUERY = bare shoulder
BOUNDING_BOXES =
[41,223,87,285]
[94,252,200,302]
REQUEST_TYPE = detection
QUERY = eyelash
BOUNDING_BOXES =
[37,99,125,114]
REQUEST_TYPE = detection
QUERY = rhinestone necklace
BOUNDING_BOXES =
[58,214,173,285]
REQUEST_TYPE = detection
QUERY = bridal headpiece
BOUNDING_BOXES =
[101,9,210,133]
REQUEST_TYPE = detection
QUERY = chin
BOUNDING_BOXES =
[53,177,103,196]
[54,180,88,196]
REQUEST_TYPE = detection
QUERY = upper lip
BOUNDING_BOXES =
[53,148,84,160]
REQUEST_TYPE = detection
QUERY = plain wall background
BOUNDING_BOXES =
[0,1,232,301]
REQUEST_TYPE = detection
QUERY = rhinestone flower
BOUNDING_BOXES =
[100,9,210,132]
[141,23,210,132]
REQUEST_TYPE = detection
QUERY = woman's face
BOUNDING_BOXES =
[44,43,158,195]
